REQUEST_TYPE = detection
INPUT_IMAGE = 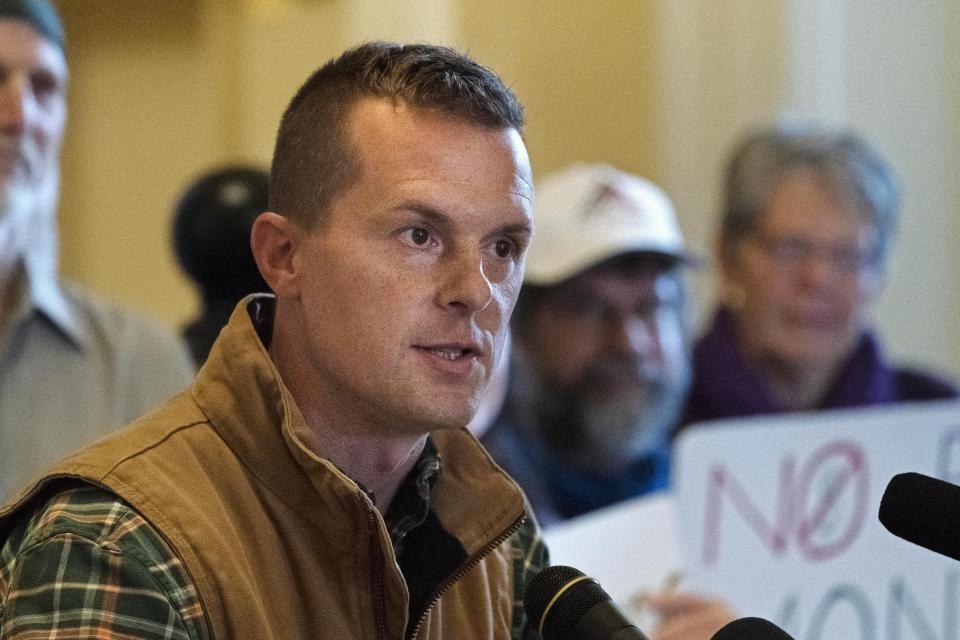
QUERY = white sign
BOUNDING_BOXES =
[543,491,683,624]
[675,399,960,640]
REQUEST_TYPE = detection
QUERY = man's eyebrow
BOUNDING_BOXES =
[498,221,533,238]
[394,202,533,236]
[396,202,450,226]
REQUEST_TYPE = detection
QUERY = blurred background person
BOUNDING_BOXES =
[483,163,693,526]
[482,163,735,639]
[173,164,269,365]
[680,124,957,430]
[0,0,193,500]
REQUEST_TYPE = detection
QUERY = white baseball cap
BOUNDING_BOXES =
[524,163,689,286]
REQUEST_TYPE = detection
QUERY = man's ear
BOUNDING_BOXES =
[251,212,300,298]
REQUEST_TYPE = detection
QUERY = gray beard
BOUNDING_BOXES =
[0,175,59,279]
[0,180,32,220]
[0,183,35,269]
[576,379,685,468]
[511,352,690,471]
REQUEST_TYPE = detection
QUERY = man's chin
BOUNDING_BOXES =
[0,182,36,220]
[583,383,656,408]
[576,396,669,457]
[413,399,480,433]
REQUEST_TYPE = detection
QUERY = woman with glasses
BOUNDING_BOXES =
[679,124,957,430]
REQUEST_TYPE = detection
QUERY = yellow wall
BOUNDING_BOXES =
[459,1,659,180]
[59,0,241,323]
[50,1,960,379]
[55,1,661,327]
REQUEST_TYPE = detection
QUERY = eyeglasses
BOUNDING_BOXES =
[544,277,683,332]
[748,231,881,274]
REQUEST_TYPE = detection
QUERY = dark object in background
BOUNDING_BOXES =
[880,471,960,562]
[173,165,270,365]
[711,617,795,640]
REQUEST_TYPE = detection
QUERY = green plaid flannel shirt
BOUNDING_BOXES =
[0,485,209,639]
[0,463,548,639]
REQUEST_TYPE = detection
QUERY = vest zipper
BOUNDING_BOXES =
[406,512,527,640]
[367,505,389,640]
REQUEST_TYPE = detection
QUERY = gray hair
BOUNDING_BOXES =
[720,124,899,265]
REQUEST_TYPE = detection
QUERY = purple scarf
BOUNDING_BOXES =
[680,307,957,429]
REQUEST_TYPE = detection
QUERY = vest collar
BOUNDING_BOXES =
[192,295,527,558]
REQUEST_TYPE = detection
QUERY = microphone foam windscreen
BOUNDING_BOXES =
[879,472,960,561]
[712,617,795,640]
[523,565,611,639]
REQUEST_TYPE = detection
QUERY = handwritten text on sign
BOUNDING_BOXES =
[675,400,960,640]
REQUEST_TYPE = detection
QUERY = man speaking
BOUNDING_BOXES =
[0,41,546,639]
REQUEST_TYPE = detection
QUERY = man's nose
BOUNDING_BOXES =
[438,249,494,314]
[608,313,659,358]
[0,76,29,134]
[796,251,843,289]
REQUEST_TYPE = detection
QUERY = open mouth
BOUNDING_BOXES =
[427,347,471,361]
[414,340,487,368]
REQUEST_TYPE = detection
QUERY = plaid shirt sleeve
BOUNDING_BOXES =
[510,509,550,640]
[0,485,210,640]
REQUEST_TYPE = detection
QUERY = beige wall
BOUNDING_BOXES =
[59,0,241,323]
[56,0,661,327]
[460,2,659,180]
[55,1,960,379]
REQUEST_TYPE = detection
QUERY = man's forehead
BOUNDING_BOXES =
[345,99,532,199]
[0,0,64,47]
[349,98,524,156]
[0,18,67,75]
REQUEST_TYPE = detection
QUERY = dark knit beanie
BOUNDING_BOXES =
[0,0,64,51]
[173,166,270,302]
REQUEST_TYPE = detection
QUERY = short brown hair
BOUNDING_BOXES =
[269,41,525,228]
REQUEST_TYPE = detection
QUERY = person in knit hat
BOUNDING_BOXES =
[172,165,270,365]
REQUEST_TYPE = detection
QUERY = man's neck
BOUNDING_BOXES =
[269,311,427,512]
[303,427,427,511]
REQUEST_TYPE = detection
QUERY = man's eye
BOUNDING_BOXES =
[565,298,607,321]
[31,72,61,103]
[409,228,430,245]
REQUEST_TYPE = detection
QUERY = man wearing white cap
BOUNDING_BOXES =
[483,164,738,639]
[483,162,692,525]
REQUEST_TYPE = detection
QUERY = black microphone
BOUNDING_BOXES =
[711,617,795,640]
[523,565,649,640]
[879,471,960,561]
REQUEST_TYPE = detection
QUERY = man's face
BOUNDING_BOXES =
[518,263,689,465]
[286,99,533,435]
[0,19,66,226]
